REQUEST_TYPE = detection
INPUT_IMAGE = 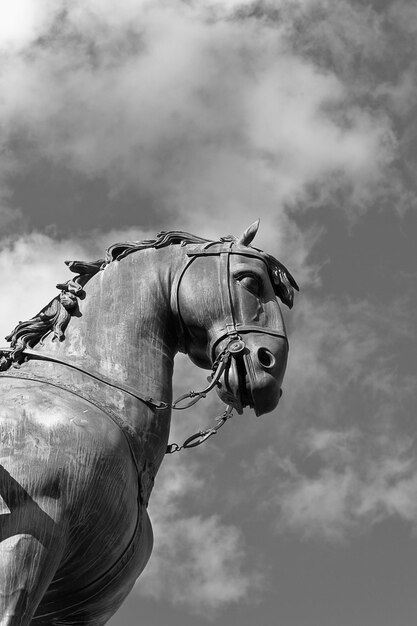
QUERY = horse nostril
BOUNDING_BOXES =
[257,347,275,369]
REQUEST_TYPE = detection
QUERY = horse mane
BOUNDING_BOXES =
[103,230,219,264]
[3,230,297,366]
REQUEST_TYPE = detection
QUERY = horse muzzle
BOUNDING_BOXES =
[215,333,288,417]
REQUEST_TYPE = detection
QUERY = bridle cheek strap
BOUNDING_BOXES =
[171,241,237,355]
[218,244,236,337]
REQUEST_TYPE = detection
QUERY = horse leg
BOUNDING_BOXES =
[0,468,67,626]
[0,531,66,626]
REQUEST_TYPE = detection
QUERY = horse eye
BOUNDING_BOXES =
[239,274,262,297]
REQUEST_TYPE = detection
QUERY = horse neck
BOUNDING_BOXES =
[44,247,180,404]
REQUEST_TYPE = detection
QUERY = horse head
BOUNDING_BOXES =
[174,220,298,416]
[3,221,297,421]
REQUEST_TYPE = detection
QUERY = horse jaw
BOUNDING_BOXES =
[215,333,288,417]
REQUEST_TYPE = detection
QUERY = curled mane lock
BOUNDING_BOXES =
[3,261,103,367]
[5,293,76,363]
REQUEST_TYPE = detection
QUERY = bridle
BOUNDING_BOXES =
[0,241,287,453]
[173,240,288,360]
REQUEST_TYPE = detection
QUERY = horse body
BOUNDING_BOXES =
[0,225,297,625]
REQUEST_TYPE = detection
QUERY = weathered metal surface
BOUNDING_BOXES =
[0,223,297,625]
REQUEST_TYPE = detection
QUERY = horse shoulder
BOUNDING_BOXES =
[0,378,137,504]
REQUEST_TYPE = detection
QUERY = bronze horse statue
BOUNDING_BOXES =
[0,221,297,625]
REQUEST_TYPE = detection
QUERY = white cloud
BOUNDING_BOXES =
[0,0,58,51]
[1,0,410,300]
[0,0,400,243]
[240,288,416,543]
[138,452,262,615]
[281,295,396,425]
[388,1,417,35]
[242,424,417,542]
[271,433,417,542]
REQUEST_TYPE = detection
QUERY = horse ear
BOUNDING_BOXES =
[237,219,260,246]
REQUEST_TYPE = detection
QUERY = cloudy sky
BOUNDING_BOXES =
[1,1,416,624]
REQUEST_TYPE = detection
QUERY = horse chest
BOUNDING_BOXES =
[0,377,153,621]
[0,378,141,523]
